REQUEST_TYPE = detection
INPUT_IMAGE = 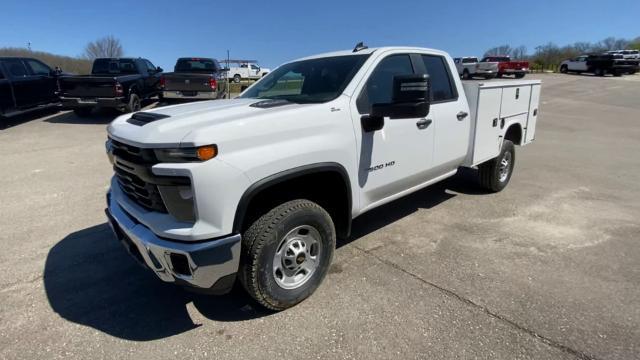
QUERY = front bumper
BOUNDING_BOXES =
[162,90,218,100]
[105,191,241,292]
[61,96,126,109]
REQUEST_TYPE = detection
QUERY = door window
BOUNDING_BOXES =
[4,59,29,77]
[420,55,456,102]
[144,60,157,72]
[25,59,51,76]
[356,54,414,114]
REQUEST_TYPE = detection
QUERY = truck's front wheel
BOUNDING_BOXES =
[239,199,335,311]
[478,140,515,192]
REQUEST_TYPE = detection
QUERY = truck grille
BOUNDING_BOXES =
[110,139,189,213]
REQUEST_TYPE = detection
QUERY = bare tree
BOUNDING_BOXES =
[84,36,123,59]
[511,45,527,59]
[484,45,512,57]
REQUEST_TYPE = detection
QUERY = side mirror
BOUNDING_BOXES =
[373,74,430,119]
[361,74,431,132]
[52,67,63,76]
[156,67,163,73]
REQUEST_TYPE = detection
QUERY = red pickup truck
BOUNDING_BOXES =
[480,56,529,78]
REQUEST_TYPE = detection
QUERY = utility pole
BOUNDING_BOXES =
[27,41,32,51]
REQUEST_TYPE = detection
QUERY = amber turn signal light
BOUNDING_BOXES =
[196,145,217,161]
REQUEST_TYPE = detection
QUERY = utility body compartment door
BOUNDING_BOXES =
[463,80,541,166]
[524,84,541,143]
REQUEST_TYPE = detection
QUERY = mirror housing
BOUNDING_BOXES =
[156,66,163,73]
[371,74,431,119]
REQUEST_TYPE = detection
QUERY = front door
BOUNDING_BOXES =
[349,53,435,211]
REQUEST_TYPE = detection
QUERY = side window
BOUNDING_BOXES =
[25,59,52,76]
[0,67,5,80]
[356,54,414,114]
[420,55,456,102]
[4,59,29,77]
[144,60,156,72]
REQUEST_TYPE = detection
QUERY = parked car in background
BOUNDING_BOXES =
[481,56,529,78]
[605,50,640,60]
[0,57,60,118]
[454,56,498,79]
[105,45,540,311]
[560,54,638,76]
[160,58,228,101]
[58,58,163,117]
[227,62,270,83]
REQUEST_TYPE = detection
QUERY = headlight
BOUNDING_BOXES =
[154,145,218,162]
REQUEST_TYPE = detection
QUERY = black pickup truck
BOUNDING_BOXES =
[588,54,638,76]
[58,58,163,116]
[0,57,60,119]
[160,58,228,102]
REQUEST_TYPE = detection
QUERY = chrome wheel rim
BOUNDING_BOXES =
[498,151,512,182]
[273,225,321,290]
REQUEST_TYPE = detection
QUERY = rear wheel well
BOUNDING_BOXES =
[236,167,352,240]
[504,124,523,145]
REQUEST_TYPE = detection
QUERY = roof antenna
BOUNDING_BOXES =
[353,42,368,53]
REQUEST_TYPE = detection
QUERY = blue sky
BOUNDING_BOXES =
[1,0,638,70]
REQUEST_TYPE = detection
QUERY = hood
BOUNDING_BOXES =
[107,98,314,147]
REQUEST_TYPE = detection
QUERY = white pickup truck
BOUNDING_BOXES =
[105,45,541,310]
[228,63,271,83]
[454,57,499,79]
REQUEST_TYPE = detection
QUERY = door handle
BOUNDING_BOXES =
[457,111,468,120]
[416,118,432,130]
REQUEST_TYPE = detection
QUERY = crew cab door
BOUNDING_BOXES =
[0,65,15,115]
[416,54,470,172]
[139,59,161,97]
[0,59,35,109]
[23,59,58,105]
[350,53,435,210]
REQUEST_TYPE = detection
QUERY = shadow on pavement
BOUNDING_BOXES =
[44,171,485,341]
[0,107,62,130]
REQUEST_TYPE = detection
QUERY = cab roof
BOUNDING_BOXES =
[292,46,448,62]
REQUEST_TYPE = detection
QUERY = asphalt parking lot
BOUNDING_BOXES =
[1,73,639,360]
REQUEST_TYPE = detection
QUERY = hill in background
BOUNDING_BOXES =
[0,48,91,74]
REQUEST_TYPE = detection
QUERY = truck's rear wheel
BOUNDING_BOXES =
[515,73,525,79]
[595,68,605,77]
[478,140,515,192]
[462,69,470,80]
[239,199,335,311]
[233,74,241,83]
[125,94,141,113]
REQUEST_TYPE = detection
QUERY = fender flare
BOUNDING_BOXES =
[232,162,352,236]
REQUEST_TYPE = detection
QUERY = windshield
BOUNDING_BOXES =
[92,59,138,75]
[240,54,370,104]
[175,58,219,72]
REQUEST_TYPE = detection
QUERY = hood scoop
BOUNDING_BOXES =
[127,112,171,126]
[249,99,295,109]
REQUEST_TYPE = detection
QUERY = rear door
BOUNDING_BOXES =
[1,58,34,108]
[417,54,470,172]
[0,64,15,114]
[350,52,435,210]
[24,59,57,104]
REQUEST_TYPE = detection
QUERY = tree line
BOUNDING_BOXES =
[484,36,640,70]
[0,36,124,74]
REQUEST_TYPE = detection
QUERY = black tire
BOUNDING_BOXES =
[595,68,605,77]
[73,108,92,117]
[462,69,470,80]
[515,73,525,79]
[125,93,141,113]
[239,199,336,311]
[496,73,503,78]
[560,65,568,73]
[233,74,241,83]
[478,140,515,192]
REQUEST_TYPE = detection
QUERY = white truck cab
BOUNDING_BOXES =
[105,45,540,310]
[228,62,271,83]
